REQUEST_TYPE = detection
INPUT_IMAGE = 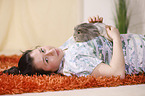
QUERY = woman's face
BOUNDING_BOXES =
[30,46,64,72]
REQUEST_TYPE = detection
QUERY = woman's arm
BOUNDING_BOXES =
[91,26,125,79]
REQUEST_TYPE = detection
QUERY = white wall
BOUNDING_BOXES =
[83,0,145,35]
[127,0,145,34]
[83,0,116,26]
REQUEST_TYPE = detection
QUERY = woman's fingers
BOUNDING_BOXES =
[95,15,99,21]
[106,26,120,41]
[88,17,93,23]
[99,17,103,21]
[105,25,111,30]
[88,15,103,23]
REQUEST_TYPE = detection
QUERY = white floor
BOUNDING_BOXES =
[4,84,145,96]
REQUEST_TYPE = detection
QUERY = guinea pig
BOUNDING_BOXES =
[73,23,100,42]
[73,23,112,42]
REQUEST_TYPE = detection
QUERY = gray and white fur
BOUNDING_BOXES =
[73,23,112,42]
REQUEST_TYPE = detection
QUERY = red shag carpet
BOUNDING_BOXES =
[0,55,145,95]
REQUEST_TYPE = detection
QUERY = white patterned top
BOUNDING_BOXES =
[58,34,145,77]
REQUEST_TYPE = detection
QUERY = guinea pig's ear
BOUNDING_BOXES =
[74,26,77,31]
[74,24,80,31]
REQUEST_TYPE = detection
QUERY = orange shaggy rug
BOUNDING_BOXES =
[0,55,145,95]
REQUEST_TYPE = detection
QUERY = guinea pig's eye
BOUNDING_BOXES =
[78,31,80,34]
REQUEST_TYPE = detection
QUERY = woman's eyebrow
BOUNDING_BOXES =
[35,46,41,49]
[38,48,42,53]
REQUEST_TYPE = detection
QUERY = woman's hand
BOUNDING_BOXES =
[88,15,103,23]
[106,26,120,41]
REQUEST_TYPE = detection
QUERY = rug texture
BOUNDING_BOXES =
[0,55,145,95]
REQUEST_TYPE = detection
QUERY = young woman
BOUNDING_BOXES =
[3,16,145,79]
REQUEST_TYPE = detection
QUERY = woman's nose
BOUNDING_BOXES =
[45,48,54,55]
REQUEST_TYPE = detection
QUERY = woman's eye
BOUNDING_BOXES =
[41,48,45,53]
[45,58,48,63]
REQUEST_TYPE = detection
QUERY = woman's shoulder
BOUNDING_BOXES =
[59,36,75,50]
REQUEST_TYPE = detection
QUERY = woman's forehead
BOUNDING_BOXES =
[31,49,39,56]
[30,49,43,69]
[30,49,41,63]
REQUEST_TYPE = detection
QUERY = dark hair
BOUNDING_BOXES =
[3,50,57,76]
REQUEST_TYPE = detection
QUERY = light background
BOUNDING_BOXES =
[0,0,145,55]
[83,0,145,35]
